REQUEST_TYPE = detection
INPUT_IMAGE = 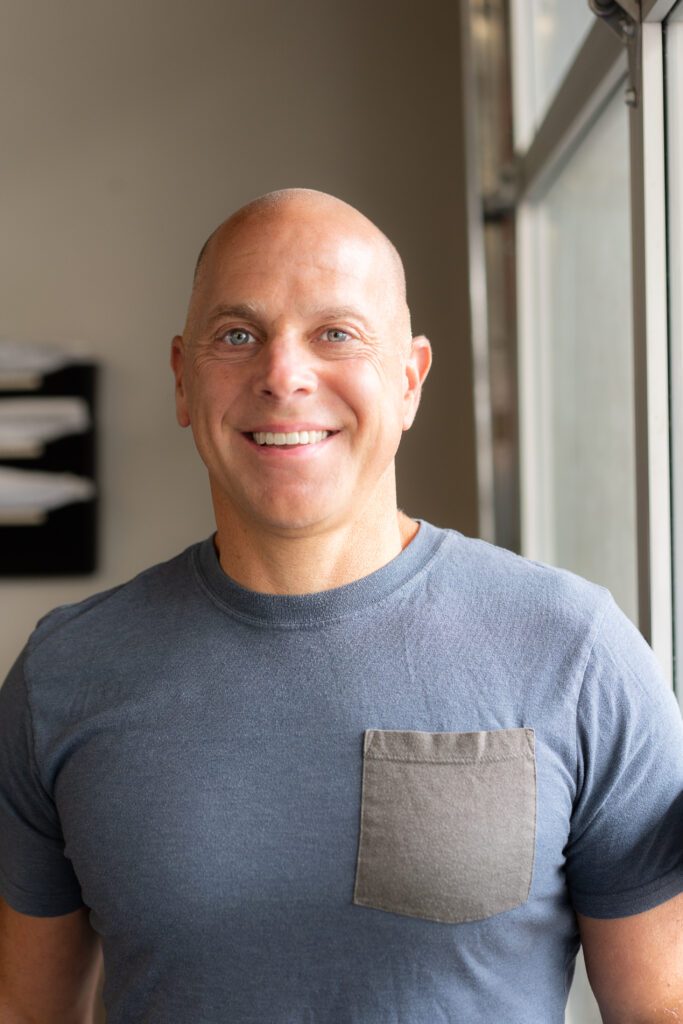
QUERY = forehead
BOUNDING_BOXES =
[190,213,396,326]
[217,217,380,285]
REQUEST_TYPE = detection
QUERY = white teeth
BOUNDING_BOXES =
[252,430,331,446]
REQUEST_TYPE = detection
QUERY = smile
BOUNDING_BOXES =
[250,430,332,447]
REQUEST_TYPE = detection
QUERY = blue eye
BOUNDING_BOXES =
[325,329,350,342]
[223,328,255,346]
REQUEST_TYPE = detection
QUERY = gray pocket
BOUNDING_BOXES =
[352,728,536,924]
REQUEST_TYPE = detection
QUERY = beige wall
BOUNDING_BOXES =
[0,0,477,679]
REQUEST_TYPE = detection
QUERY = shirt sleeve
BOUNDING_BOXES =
[0,650,84,916]
[565,595,683,918]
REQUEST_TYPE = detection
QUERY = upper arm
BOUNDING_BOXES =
[0,895,102,1024]
[578,893,683,1024]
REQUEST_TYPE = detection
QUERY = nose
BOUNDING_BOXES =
[255,332,317,400]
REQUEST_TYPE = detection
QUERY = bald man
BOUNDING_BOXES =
[0,190,681,1024]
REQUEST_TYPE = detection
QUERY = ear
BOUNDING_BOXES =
[170,335,191,428]
[402,334,432,430]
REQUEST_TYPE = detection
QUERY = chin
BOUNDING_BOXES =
[252,491,354,534]
[213,474,357,536]
[240,481,343,530]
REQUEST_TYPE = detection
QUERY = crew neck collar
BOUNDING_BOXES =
[192,520,445,627]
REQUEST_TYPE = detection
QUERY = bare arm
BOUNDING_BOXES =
[0,895,102,1024]
[578,892,683,1024]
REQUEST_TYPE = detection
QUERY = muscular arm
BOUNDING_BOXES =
[578,893,683,1023]
[0,895,102,1024]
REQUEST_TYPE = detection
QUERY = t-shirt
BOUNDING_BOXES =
[0,522,681,1024]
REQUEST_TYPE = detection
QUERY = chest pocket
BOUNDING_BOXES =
[353,728,536,925]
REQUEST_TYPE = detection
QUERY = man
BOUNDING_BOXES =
[0,188,681,1023]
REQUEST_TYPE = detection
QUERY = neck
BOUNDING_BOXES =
[212,505,418,595]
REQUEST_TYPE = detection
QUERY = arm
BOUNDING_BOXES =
[578,893,683,1024]
[0,895,102,1024]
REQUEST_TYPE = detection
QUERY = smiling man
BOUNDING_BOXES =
[170,190,430,593]
[0,189,681,1024]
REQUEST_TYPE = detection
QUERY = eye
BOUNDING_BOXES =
[324,328,350,343]
[221,327,256,346]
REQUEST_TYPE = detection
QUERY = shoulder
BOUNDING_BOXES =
[24,538,210,672]
[427,526,674,702]
[421,522,612,641]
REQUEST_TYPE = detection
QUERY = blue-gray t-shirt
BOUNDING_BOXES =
[0,522,681,1023]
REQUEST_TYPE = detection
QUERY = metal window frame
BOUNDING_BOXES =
[629,20,673,679]
[663,1,683,707]
[459,0,496,544]
[512,7,675,682]
[644,0,680,22]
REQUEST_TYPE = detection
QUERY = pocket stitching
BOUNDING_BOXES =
[363,753,535,765]
[353,894,521,926]
[364,726,535,761]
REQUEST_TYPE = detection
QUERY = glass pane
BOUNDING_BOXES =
[665,3,683,707]
[533,0,593,118]
[523,85,638,625]
[512,0,594,144]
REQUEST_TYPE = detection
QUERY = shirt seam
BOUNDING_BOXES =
[26,583,129,655]
[17,648,48,800]
[364,753,535,765]
[572,590,614,807]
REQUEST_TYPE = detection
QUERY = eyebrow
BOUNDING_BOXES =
[205,303,263,326]
[307,305,370,325]
[204,303,371,328]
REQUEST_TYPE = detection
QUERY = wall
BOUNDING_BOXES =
[0,0,477,678]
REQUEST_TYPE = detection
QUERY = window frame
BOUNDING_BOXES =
[509,5,677,686]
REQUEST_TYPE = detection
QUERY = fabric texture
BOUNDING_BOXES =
[0,521,681,1024]
[353,727,537,922]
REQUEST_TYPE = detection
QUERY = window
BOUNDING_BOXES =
[517,82,638,623]
[467,0,679,689]
[666,3,683,712]
[511,0,594,145]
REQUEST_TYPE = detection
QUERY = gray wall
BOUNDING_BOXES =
[0,0,477,678]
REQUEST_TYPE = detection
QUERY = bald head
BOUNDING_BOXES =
[191,189,409,330]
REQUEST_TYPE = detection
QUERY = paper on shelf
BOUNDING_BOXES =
[0,340,79,390]
[0,466,95,521]
[0,397,91,456]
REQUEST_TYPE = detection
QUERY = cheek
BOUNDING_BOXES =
[188,368,240,422]
[339,365,406,441]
